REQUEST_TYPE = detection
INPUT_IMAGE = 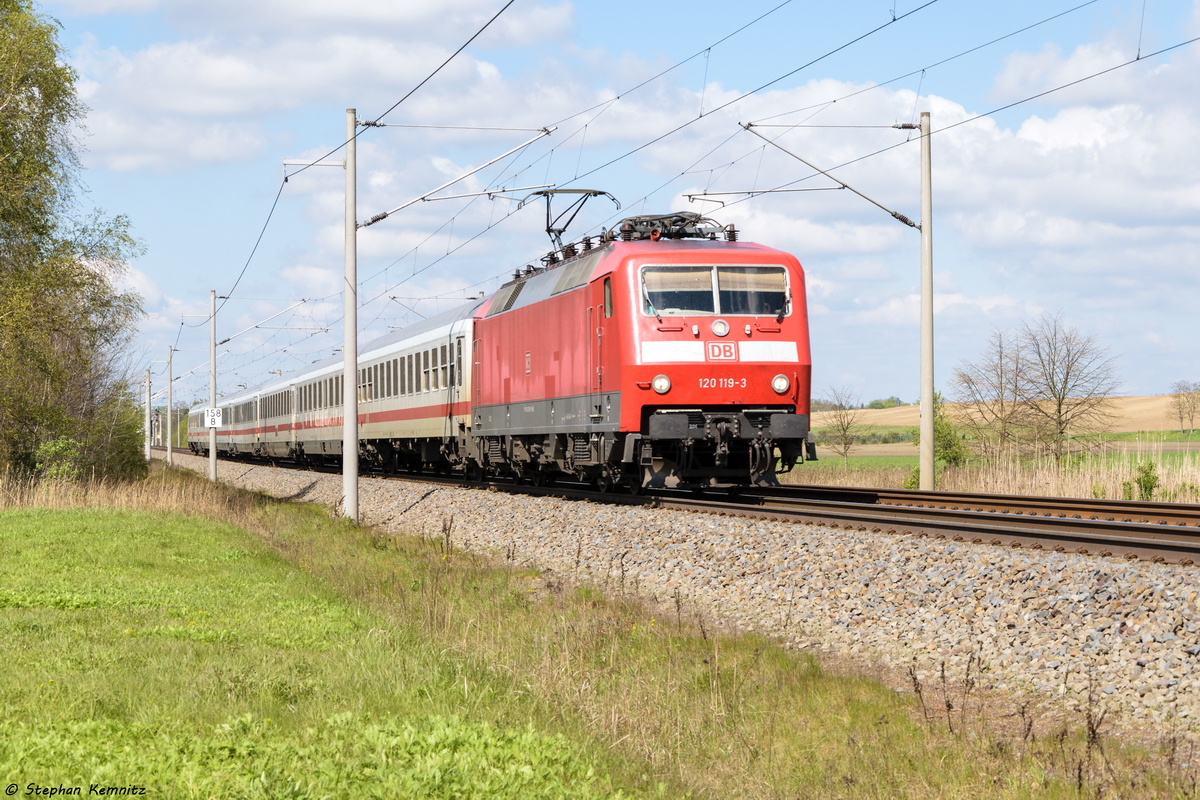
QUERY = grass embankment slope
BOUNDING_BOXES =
[0,468,1192,797]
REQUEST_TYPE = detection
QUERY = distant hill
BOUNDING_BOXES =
[812,395,1181,433]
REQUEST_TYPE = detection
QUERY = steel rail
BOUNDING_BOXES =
[157,447,1199,566]
[751,484,1200,527]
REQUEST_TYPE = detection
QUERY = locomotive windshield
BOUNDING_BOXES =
[642,265,788,316]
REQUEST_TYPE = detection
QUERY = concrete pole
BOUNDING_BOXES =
[342,108,359,523]
[144,369,151,461]
[209,289,218,482]
[919,111,935,490]
[166,345,174,466]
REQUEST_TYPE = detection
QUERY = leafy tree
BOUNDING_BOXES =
[0,0,145,478]
[911,391,969,468]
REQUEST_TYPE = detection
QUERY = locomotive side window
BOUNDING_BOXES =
[604,278,613,318]
[642,267,715,315]
[641,265,788,316]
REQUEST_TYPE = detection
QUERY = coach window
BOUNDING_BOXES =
[431,349,440,391]
[440,345,449,389]
[604,277,613,318]
[456,339,463,386]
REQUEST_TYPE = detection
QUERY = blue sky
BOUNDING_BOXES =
[44,0,1200,408]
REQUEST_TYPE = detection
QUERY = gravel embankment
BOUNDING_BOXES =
[167,452,1200,734]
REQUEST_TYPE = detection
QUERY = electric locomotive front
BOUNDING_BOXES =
[610,214,814,487]
[470,212,813,490]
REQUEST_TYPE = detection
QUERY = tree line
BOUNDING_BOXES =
[1,0,145,479]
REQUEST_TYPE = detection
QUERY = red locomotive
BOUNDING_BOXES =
[472,211,813,490]
[189,211,814,490]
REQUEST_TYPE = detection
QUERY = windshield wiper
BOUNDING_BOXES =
[642,283,663,323]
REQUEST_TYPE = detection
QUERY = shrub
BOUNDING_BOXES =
[34,437,82,482]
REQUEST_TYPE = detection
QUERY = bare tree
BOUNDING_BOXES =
[1168,380,1200,434]
[952,313,1121,462]
[820,386,865,467]
[951,328,1028,459]
[1016,313,1121,461]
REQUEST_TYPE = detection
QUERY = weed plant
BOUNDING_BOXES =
[0,465,1195,797]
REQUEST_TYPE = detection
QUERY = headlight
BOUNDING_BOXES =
[711,319,729,337]
[652,374,672,394]
[771,374,790,394]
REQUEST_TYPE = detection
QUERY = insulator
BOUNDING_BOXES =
[563,242,577,258]
[620,222,634,242]
[513,270,523,281]
[582,236,593,251]
[724,225,738,242]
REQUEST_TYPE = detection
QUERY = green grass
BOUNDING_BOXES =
[0,467,1195,798]
[0,507,628,798]
[1098,430,1200,443]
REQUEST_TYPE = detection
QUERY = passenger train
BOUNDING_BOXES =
[188,212,815,491]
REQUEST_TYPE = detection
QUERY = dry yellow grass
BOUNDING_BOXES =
[791,451,1200,501]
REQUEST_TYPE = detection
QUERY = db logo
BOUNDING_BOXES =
[706,342,737,361]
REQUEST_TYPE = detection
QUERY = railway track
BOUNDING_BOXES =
[161,447,1200,566]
